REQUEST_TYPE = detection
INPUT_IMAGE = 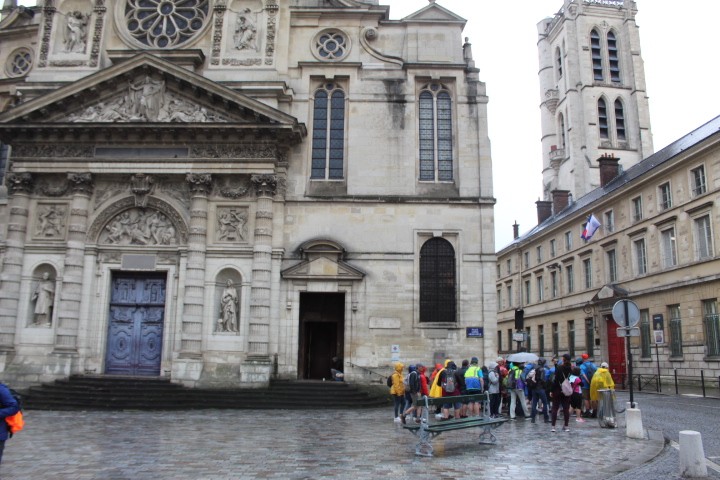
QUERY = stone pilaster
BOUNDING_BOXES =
[179,173,211,358]
[54,173,93,352]
[0,173,33,350]
[248,174,276,358]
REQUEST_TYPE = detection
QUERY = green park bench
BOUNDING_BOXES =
[401,392,507,457]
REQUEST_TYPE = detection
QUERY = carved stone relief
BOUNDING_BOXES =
[11,145,94,158]
[33,204,68,240]
[65,76,228,123]
[216,207,249,242]
[214,0,276,67]
[60,9,91,54]
[131,174,155,207]
[101,208,177,246]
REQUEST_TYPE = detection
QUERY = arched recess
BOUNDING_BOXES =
[85,196,189,245]
[214,268,243,334]
[27,264,58,327]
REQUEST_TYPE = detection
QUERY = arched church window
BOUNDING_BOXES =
[598,98,609,139]
[419,84,453,182]
[311,83,345,180]
[419,237,456,323]
[614,99,626,141]
[590,29,603,82]
[607,31,621,83]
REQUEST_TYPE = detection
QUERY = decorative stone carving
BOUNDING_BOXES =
[219,184,250,199]
[217,280,239,332]
[31,272,55,326]
[210,3,227,65]
[34,204,67,239]
[6,173,34,195]
[63,10,91,53]
[89,0,106,68]
[131,174,155,207]
[12,145,94,158]
[234,8,260,52]
[101,208,177,246]
[189,144,276,159]
[186,173,213,196]
[38,2,56,68]
[128,75,165,121]
[67,172,94,195]
[264,1,278,65]
[251,174,277,197]
[216,207,248,242]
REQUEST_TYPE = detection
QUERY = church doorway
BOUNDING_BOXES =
[605,314,627,386]
[298,292,345,380]
[105,272,166,376]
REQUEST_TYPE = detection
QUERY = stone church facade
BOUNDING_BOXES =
[0,0,496,388]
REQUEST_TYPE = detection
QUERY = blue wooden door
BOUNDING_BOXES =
[105,274,165,376]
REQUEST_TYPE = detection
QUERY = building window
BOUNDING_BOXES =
[498,330,503,352]
[552,322,559,356]
[124,0,209,48]
[0,142,8,187]
[658,182,672,210]
[661,227,678,268]
[538,325,545,357]
[607,31,621,83]
[524,252,530,269]
[536,245,543,263]
[556,46,563,79]
[559,113,567,149]
[550,239,557,258]
[582,258,592,289]
[6,47,33,78]
[598,98,609,139]
[614,99,626,141]
[551,271,558,298]
[640,310,651,359]
[497,288,502,311]
[314,30,350,60]
[524,279,531,305]
[506,284,513,309]
[419,84,453,182]
[496,264,501,279]
[565,231,572,251]
[669,305,683,358]
[585,318,594,356]
[694,214,714,260]
[526,326,532,353]
[631,196,643,222]
[311,84,345,179]
[591,29,603,82]
[604,210,615,233]
[566,264,574,293]
[607,249,618,283]
[703,299,720,357]
[536,275,544,302]
[568,320,575,357]
[633,238,647,275]
[691,165,707,196]
[506,259,511,275]
[507,329,513,351]
[419,238,456,323]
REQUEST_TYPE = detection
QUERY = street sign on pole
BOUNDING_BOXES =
[616,327,641,337]
[612,300,640,327]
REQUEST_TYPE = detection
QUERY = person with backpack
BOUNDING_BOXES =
[508,362,530,420]
[464,357,484,417]
[457,359,470,418]
[438,360,462,421]
[401,364,421,424]
[487,361,501,418]
[550,353,573,432]
[528,358,550,424]
[0,382,20,464]
[579,354,598,418]
[389,362,406,423]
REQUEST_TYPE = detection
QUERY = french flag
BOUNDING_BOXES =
[581,214,601,241]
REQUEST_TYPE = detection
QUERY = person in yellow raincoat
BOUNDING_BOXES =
[589,361,615,414]
[428,359,451,398]
[390,362,406,422]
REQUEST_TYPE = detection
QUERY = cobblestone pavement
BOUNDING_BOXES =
[0,407,663,480]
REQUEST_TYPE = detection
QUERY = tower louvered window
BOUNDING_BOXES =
[419,238,456,323]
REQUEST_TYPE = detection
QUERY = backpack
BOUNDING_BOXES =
[507,369,517,389]
[561,373,573,396]
[386,374,393,388]
[442,368,456,393]
[525,368,537,389]
[585,362,597,382]
[464,366,482,390]
[5,388,24,437]
[407,370,420,393]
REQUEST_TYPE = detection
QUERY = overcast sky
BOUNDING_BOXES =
[385,0,720,249]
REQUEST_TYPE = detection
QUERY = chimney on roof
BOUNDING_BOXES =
[598,153,621,187]
[536,199,552,224]
[513,221,519,240]
[551,189,571,214]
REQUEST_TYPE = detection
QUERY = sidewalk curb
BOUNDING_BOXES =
[607,428,666,478]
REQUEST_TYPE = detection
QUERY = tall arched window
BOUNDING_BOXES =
[607,31,621,83]
[598,98,609,139]
[311,83,345,179]
[590,29,603,82]
[614,99,626,141]
[558,112,566,149]
[555,46,563,79]
[419,237,456,323]
[419,84,453,182]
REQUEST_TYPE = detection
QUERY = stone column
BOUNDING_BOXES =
[0,173,33,351]
[179,173,211,359]
[54,173,93,352]
[248,174,276,358]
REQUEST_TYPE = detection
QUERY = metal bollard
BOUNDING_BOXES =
[598,389,617,428]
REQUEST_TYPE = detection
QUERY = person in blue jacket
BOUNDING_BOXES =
[0,383,19,464]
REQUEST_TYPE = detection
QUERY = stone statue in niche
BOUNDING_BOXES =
[217,208,248,242]
[234,9,259,52]
[35,205,66,238]
[103,209,177,246]
[63,10,90,53]
[217,280,239,332]
[31,272,55,326]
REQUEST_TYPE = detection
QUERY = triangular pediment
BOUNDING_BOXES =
[0,53,305,142]
[282,256,365,281]
[402,3,466,24]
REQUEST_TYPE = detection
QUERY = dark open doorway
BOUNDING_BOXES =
[298,292,345,380]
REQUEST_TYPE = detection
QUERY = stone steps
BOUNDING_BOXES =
[22,375,391,410]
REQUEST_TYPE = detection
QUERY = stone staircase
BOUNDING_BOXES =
[21,375,391,411]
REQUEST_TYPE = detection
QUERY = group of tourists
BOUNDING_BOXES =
[388,352,616,432]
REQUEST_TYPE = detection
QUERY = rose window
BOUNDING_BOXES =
[5,48,33,78]
[124,0,209,48]
[314,30,350,61]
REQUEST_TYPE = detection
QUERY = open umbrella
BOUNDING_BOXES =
[506,352,539,364]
